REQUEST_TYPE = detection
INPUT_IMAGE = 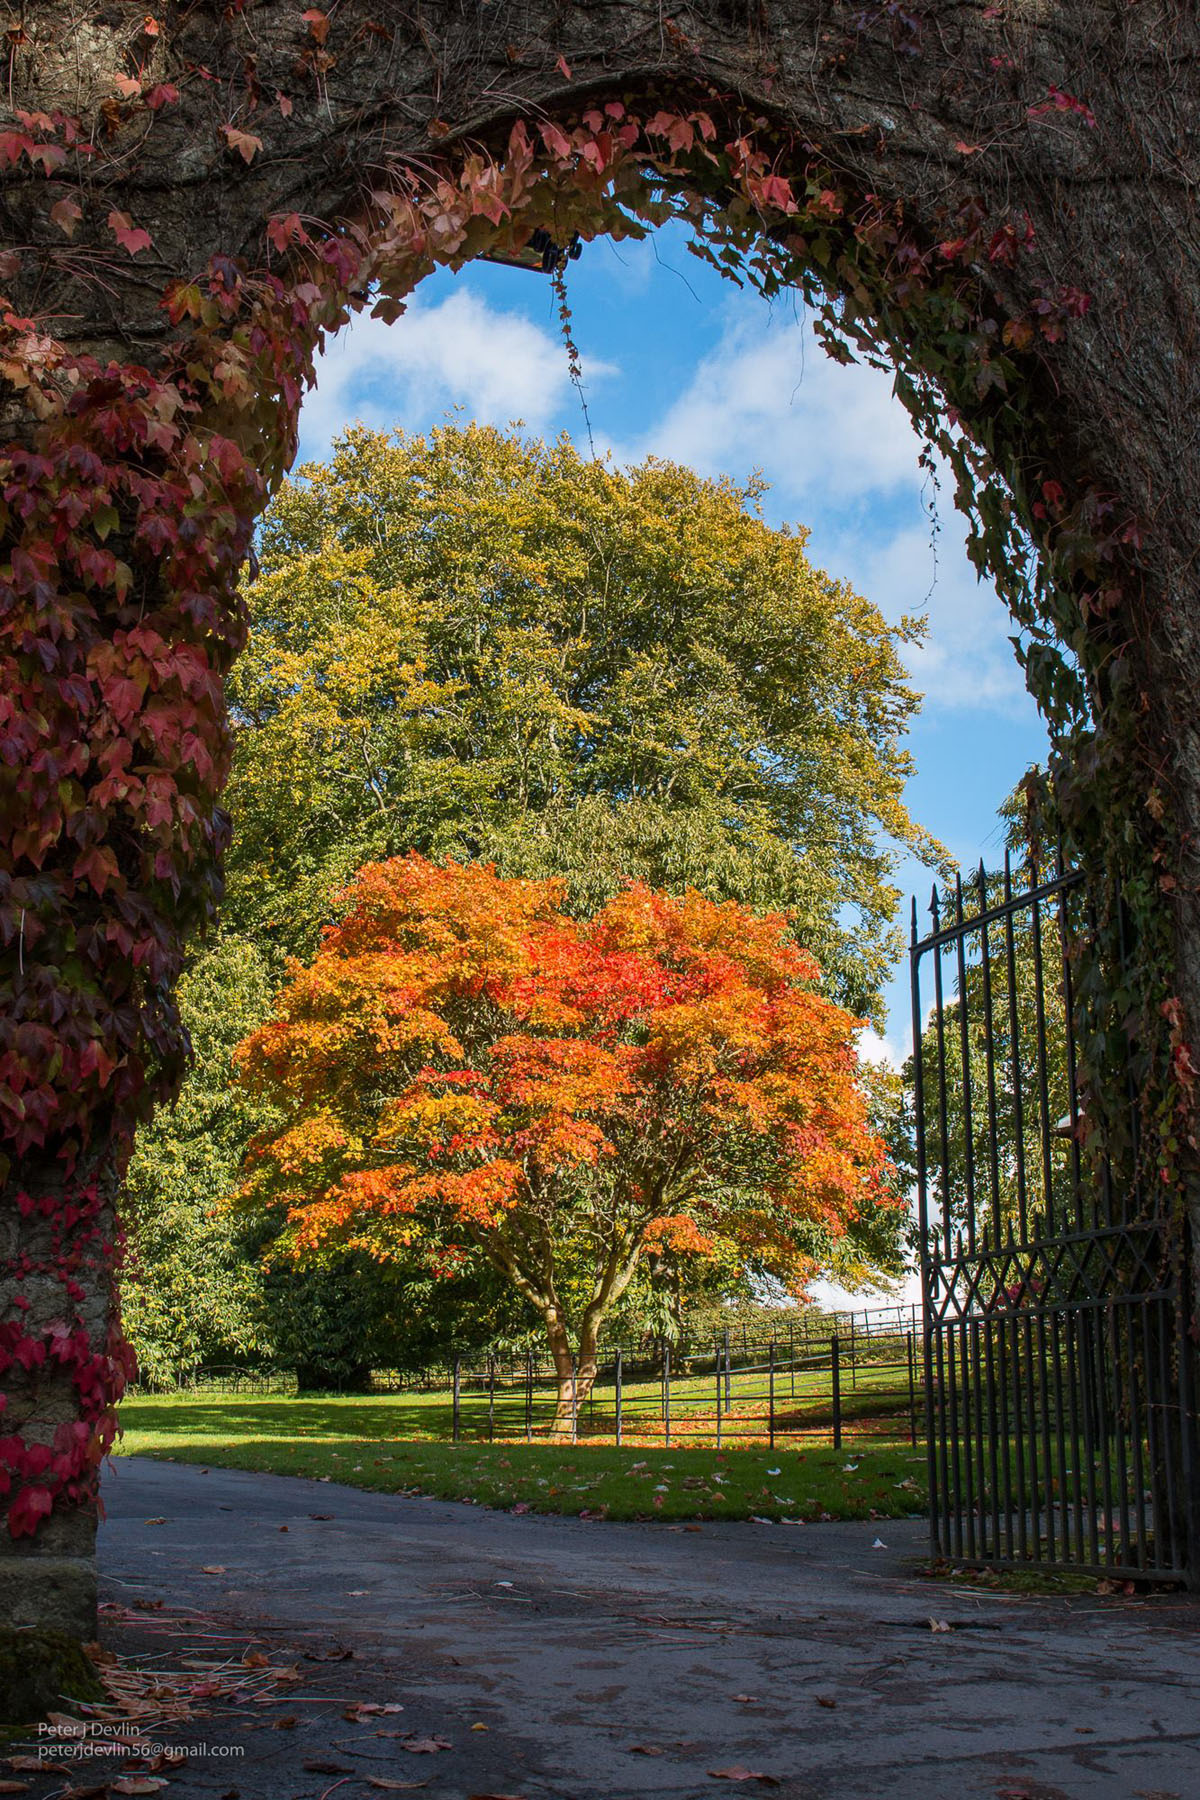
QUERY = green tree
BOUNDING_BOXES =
[224,422,944,1019]
[120,937,278,1387]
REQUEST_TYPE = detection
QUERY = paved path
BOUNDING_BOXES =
[80,1458,1200,1799]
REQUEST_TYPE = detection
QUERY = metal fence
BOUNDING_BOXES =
[386,1312,922,1448]
[133,1304,925,1450]
[912,856,1200,1581]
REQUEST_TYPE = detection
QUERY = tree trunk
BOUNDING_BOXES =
[544,1311,578,1437]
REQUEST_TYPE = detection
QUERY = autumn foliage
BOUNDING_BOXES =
[235,856,896,1414]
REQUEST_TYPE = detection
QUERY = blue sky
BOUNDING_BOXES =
[299,219,1050,1068]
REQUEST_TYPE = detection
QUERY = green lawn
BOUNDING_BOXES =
[116,1393,929,1522]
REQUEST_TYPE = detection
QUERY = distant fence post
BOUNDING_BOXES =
[724,1328,732,1408]
[849,1315,857,1390]
[525,1350,533,1442]
[769,1341,776,1450]
[615,1349,623,1448]
[907,1330,918,1449]
[571,1356,578,1444]
[789,1323,795,1399]
[832,1335,842,1451]
[663,1340,671,1448]
[452,1354,461,1443]
[488,1355,495,1441]
[714,1337,723,1450]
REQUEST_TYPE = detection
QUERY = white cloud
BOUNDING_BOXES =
[831,518,1036,720]
[857,1026,906,1070]
[611,306,1039,723]
[299,289,610,462]
[624,307,924,509]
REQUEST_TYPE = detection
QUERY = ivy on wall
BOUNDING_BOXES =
[0,53,1184,1537]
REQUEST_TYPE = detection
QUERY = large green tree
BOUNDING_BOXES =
[123,423,936,1376]
[224,423,942,1018]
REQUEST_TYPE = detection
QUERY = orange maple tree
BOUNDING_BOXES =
[234,855,897,1421]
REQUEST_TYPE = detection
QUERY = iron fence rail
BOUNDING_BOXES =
[443,1330,921,1450]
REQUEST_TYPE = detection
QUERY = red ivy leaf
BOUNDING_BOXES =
[266,212,311,254]
[107,209,153,255]
[221,124,264,164]
[539,121,572,160]
[50,197,82,238]
[8,1483,54,1538]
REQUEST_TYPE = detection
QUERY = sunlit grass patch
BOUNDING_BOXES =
[117,1393,927,1523]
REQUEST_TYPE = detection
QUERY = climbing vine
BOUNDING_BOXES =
[0,26,1186,1540]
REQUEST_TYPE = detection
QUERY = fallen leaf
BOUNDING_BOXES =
[709,1770,781,1786]
[871,1537,888,1549]
[470,1722,488,1731]
[144,1516,167,1525]
[929,1618,952,1633]
[732,1694,758,1704]
[272,1717,298,1731]
[200,1565,226,1574]
[0,1783,30,1794]
[629,1746,665,1756]
[242,1649,269,1668]
[400,1738,452,1755]
[815,1696,837,1709]
[309,1512,335,1520]
[112,1782,168,1796]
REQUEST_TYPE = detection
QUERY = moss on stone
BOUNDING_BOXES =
[0,1627,103,1727]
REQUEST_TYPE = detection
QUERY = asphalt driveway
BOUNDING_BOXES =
[25,1456,1199,1799]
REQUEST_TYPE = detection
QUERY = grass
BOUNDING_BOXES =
[116,1393,929,1523]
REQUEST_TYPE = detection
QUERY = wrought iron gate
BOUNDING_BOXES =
[910,858,1199,1581]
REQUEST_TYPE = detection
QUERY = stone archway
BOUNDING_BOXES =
[3,1,1199,1641]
